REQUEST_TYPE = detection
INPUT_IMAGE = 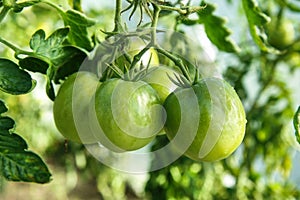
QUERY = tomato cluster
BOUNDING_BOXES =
[53,65,246,162]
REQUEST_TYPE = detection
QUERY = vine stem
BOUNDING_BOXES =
[0,36,51,64]
[157,4,206,15]
[43,0,65,15]
[129,2,161,69]
[150,3,160,46]
[0,7,10,23]
[113,0,123,32]
[0,36,31,55]
[155,47,191,83]
[152,2,192,83]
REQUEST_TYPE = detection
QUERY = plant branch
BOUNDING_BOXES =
[43,0,65,14]
[156,47,191,83]
[150,3,160,45]
[0,36,52,64]
[0,7,10,23]
[0,36,31,55]
[113,0,123,32]
[151,1,206,16]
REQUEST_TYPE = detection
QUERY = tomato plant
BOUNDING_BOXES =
[0,1,299,199]
[91,78,164,151]
[53,71,100,144]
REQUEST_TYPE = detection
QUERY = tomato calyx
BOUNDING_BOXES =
[167,63,203,88]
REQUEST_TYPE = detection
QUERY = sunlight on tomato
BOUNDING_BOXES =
[53,72,100,144]
[91,78,165,151]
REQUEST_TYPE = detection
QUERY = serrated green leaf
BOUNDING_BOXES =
[53,46,87,82]
[30,28,69,56]
[50,46,85,69]
[29,29,46,52]
[61,9,95,51]
[0,105,51,184]
[0,133,27,150]
[198,2,240,53]
[19,57,48,74]
[27,28,87,82]
[0,117,14,131]
[0,100,8,114]
[0,151,51,183]
[242,0,270,25]
[242,0,277,53]
[0,130,51,183]
[294,106,300,143]
[0,59,34,95]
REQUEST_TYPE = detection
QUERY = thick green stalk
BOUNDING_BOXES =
[113,0,122,32]
[0,7,10,23]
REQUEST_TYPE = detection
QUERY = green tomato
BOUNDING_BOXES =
[267,18,295,50]
[53,72,100,144]
[91,78,164,151]
[128,38,160,67]
[164,77,246,162]
[142,66,179,103]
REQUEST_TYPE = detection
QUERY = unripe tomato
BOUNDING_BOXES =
[142,66,179,103]
[267,18,295,50]
[53,72,100,144]
[128,38,160,67]
[91,78,164,151]
[164,77,246,162]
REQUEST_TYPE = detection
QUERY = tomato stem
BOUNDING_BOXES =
[156,3,206,15]
[0,6,10,23]
[156,47,192,84]
[150,3,160,46]
[113,0,123,32]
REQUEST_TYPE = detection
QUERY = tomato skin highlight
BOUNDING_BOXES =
[53,72,100,144]
[164,77,246,162]
[92,78,164,151]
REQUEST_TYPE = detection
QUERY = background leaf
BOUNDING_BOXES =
[242,0,276,52]
[0,116,15,131]
[0,100,51,183]
[0,59,34,95]
[61,9,95,51]
[0,150,51,183]
[198,2,240,53]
